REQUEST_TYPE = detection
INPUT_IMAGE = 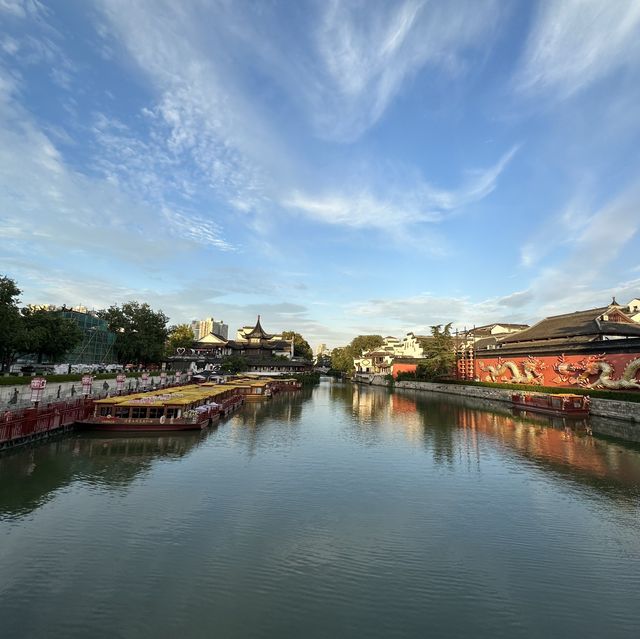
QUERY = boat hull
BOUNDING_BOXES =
[511,393,590,418]
[78,417,215,432]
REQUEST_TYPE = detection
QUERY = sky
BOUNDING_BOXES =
[1,0,640,348]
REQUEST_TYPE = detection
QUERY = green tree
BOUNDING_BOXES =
[98,302,169,365]
[349,334,384,356]
[220,355,248,374]
[417,323,455,380]
[0,276,24,372]
[282,331,313,360]
[330,346,355,372]
[21,309,83,363]
[166,324,195,355]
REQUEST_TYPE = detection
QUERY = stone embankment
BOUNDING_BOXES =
[353,374,640,443]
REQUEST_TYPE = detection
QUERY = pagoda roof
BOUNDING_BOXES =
[244,315,272,339]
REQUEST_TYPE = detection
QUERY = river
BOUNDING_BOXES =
[1,379,639,638]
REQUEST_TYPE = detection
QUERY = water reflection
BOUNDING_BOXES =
[228,387,314,455]
[2,380,640,638]
[0,432,205,519]
[391,388,640,499]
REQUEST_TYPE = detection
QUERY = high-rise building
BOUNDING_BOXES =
[191,317,228,340]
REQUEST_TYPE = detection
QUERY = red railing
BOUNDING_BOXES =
[0,398,94,449]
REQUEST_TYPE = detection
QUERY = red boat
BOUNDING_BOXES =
[511,392,590,417]
[80,384,244,433]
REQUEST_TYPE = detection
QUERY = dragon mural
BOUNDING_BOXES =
[571,354,640,390]
[552,354,581,385]
[480,356,546,384]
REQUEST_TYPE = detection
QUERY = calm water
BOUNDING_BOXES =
[1,380,640,638]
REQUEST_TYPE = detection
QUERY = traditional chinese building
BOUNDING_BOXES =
[464,300,640,390]
[167,316,308,375]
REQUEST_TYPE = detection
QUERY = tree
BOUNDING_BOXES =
[220,355,248,374]
[331,346,355,372]
[282,331,313,360]
[0,276,24,372]
[21,309,83,363]
[98,302,169,365]
[166,324,195,355]
[418,323,455,379]
[349,334,384,356]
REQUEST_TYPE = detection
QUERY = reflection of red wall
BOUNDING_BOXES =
[471,351,640,389]
[392,362,417,378]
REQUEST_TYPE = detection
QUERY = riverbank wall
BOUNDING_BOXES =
[353,375,640,443]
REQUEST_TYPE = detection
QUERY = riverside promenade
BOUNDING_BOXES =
[0,373,173,410]
[0,375,188,450]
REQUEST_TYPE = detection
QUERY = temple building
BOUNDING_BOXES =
[167,316,309,375]
[463,299,640,389]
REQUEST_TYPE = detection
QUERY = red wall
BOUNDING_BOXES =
[391,362,418,378]
[469,351,640,389]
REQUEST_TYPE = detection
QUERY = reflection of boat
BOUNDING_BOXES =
[511,392,590,417]
[79,384,244,432]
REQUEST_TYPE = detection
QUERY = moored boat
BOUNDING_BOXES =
[511,392,590,417]
[79,384,244,432]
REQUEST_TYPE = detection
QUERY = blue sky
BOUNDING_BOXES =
[1,0,639,348]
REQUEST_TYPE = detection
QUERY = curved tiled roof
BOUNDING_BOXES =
[244,315,272,339]
[499,305,640,344]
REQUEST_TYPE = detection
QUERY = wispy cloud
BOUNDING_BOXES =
[284,147,517,234]
[311,0,502,140]
[347,291,531,335]
[0,66,234,264]
[517,0,640,99]
[528,185,640,310]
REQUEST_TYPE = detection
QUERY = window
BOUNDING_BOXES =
[115,407,130,418]
[130,407,147,419]
[99,407,112,417]
[148,408,164,419]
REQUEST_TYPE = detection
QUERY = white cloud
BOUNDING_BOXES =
[92,0,513,244]
[0,66,234,270]
[311,0,502,140]
[0,0,40,18]
[347,291,530,336]
[528,185,640,310]
[284,147,517,233]
[517,0,640,99]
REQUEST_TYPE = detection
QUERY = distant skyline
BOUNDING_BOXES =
[1,0,639,347]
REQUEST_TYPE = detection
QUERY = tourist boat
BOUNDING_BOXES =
[511,392,590,417]
[218,378,273,401]
[80,384,244,432]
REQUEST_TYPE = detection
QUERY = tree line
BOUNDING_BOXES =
[1,275,313,371]
[0,276,83,372]
[330,325,455,381]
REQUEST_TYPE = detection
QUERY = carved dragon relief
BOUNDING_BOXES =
[480,356,546,384]
[552,353,580,385]
[572,354,640,390]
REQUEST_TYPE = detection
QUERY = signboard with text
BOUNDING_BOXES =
[81,375,93,396]
[116,373,126,391]
[30,377,47,403]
